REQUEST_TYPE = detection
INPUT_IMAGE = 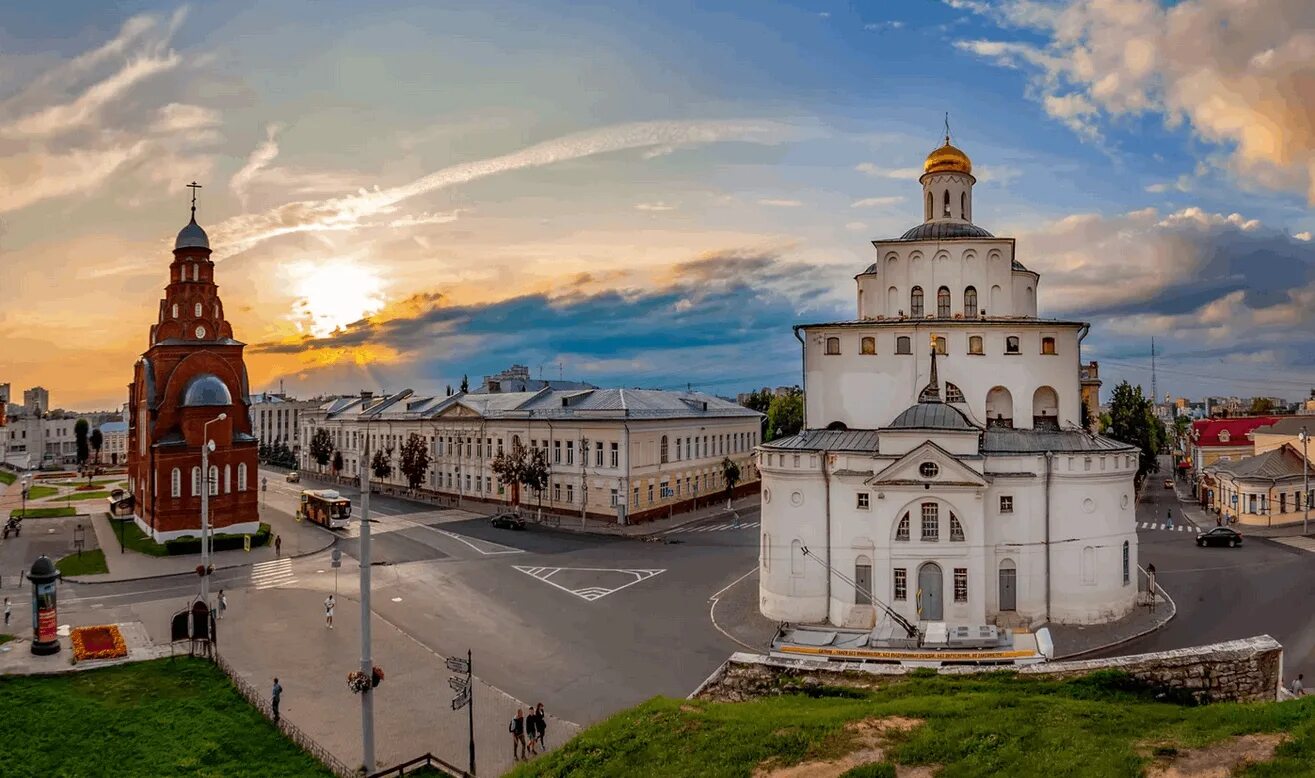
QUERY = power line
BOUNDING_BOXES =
[1099,358,1315,392]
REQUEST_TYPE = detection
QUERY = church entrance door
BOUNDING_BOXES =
[999,562,1017,611]
[917,562,943,621]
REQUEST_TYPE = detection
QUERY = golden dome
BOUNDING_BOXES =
[924,141,972,175]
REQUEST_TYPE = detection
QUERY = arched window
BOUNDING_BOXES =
[214,303,219,319]
[945,382,965,403]
[950,514,965,542]
[171,303,179,319]
[1081,546,1095,585]
[1033,386,1059,430]
[825,336,841,355]
[896,336,912,355]
[208,465,219,496]
[964,286,978,318]
[943,189,950,218]
[986,386,1014,428]
[1005,336,1020,354]
[926,191,933,220]
[790,540,804,576]
[910,286,924,318]
[1122,540,1130,585]
[921,502,939,541]
[968,335,983,355]
[826,421,848,431]
[660,435,669,464]
[937,286,951,317]
[895,513,910,541]
[887,285,899,313]
[861,336,876,355]
[191,466,201,496]
[194,302,202,318]
[933,336,947,355]
[1041,337,1057,355]
[238,463,248,491]
[223,464,231,493]
[170,468,181,498]
[960,191,966,220]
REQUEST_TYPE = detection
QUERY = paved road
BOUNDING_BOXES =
[1090,459,1315,683]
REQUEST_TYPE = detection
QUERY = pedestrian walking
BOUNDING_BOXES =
[217,590,227,619]
[271,677,283,722]
[525,712,539,758]
[274,534,282,556]
[1166,509,1173,528]
[3,597,10,627]
[324,594,335,629]
[1293,674,1305,697]
[534,702,547,750]
[510,708,527,761]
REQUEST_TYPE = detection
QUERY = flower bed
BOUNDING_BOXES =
[70,625,128,661]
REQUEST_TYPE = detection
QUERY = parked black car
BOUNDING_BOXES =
[1196,526,1243,548]
[490,512,526,530]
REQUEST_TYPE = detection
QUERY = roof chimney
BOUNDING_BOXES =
[360,390,374,404]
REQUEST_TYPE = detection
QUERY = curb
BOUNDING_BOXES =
[1052,568,1177,661]
[63,535,338,585]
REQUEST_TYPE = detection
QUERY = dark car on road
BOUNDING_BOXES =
[1196,526,1243,548]
[490,512,526,530]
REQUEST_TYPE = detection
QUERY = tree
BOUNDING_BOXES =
[765,389,804,442]
[74,419,90,469]
[310,428,334,472]
[491,442,528,510]
[522,446,551,518]
[740,389,773,415]
[721,456,741,509]
[332,450,344,475]
[460,374,469,393]
[371,445,394,481]
[1105,380,1162,487]
[258,441,271,462]
[1249,397,1275,414]
[398,433,431,490]
[89,427,103,465]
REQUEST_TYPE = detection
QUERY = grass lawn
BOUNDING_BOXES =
[0,634,14,646]
[56,548,108,576]
[115,519,170,557]
[11,506,77,519]
[511,671,1315,777]
[0,470,15,485]
[0,658,332,776]
[27,484,59,500]
[65,490,112,501]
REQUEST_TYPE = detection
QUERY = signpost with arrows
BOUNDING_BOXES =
[447,650,475,776]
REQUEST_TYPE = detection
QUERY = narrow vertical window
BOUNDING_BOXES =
[937,286,951,318]
[191,466,201,496]
[954,568,968,602]
[825,337,841,355]
[171,467,181,498]
[910,287,924,318]
[660,435,669,464]
[964,286,977,318]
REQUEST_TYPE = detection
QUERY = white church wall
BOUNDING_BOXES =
[759,462,831,623]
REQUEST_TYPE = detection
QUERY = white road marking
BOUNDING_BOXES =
[708,567,761,652]
[512,566,665,602]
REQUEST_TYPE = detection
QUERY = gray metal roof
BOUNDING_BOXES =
[181,374,232,407]
[897,221,994,241]
[982,428,1135,454]
[762,429,880,452]
[1210,446,1314,480]
[324,387,760,423]
[887,402,976,431]
[97,421,128,433]
[1254,417,1312,436]
[175,218,209,250]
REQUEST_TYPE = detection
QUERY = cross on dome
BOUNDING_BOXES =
[175,180,210,251]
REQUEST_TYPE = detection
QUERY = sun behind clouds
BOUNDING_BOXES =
[286,257,386,337]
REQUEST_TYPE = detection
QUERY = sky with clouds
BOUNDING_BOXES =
[2,0,1314,409]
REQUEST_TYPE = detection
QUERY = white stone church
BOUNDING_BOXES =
[758,137,1139,632]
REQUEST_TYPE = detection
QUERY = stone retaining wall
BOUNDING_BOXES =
[695,635,1283,704]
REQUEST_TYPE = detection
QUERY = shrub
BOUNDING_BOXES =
[164,523,272,555]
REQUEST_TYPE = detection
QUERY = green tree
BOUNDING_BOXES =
[89,427,103,465]
[258,441,270,462]
[331,450,344,474]
[460,374,469,393]
[74,419,90,469]
[371,446,394,480]
[740,389,773,415]
[765,389,804,442]
[1249,397,1275,414]
[721,456,741,509]
[522,446,551,517]
[491,442,528,510]
[1105,381,1161,487]
[309,428,334,472]
[398,433,431,490]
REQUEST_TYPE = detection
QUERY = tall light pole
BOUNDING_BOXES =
[200,413,227,607]
[1301,426,1309,536]
[358,425,376,773]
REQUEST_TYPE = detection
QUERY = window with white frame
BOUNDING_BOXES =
[171,468,181,498]
[192,466,201,496]
[856,492,870,510]
[921,502,939,541]
[895,514,910,541]
[208,465,219,496]
[999,495,1013,513]
[954,568,968,602]
[950,514,965,542]
[893,568,907,600]
[610,442,619,468]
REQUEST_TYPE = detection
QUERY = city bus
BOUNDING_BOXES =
[300,489,353,529]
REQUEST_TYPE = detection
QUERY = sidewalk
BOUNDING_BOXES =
[1047,568,1176,659]
[67,501,336,584]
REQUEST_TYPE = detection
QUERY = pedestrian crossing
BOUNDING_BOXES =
[248,558,297,590]
[1138,522,1202,534]
[662,520,760,536]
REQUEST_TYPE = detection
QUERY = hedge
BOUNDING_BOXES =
[163,523,272,555]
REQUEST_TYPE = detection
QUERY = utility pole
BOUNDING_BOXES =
[359,430,376,774]
[580,436,589,526]
[1302,426,1309,536]
[200,413,227,608]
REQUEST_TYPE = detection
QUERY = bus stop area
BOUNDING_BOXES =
[74,498,335,583]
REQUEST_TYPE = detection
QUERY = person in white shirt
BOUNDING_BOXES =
[324,594,335,629]
[1292,674,1305,697]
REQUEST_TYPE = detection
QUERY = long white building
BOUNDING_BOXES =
[758,137,1139,631]
[299,387,761,521]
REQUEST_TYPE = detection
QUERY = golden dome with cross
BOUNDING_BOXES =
[924,140,972,175]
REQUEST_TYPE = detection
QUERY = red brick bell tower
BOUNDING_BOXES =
[126,185,260,541]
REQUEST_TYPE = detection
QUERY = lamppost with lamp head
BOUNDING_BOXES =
[200,412,227,607]
[1301,426,1309,536]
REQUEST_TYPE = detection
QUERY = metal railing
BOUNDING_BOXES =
[368,753,469,778]
[209,651,355,778]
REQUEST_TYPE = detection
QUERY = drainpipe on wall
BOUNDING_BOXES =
[822,448,833,623]
[621,420,632,525]
[1044,451,1054,623]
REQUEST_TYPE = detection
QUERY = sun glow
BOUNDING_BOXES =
[286,258,386,337]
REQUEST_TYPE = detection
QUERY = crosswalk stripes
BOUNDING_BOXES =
[1137,522,1202,534]
[249,558,297,590]
[664,520,760,536]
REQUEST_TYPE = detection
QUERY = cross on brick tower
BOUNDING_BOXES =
[187,181,202,219]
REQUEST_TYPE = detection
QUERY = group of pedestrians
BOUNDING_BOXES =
[510,704,548,761]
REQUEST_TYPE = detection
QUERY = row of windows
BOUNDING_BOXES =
[825,334,1057,356]
[170,302,219,319]
[169,463,249,498]
[907,286,979,319]
[884,567,967,603]
[893,504,965,542]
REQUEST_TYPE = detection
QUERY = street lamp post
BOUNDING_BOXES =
[1301,426,1309,537]
[200,413,227,607]
[359,429,377,773]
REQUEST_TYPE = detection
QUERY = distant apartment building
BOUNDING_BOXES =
[475,364,596,394]
[299,387,762,522]
[97,420,129,465]
[23,386,49,415]
[250,393,320,455]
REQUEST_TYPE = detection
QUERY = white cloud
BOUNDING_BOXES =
[850,196,904,208]
[635,201,677,212]
[855,163,921,180]
[757,198,803,207]
[1296,232,1312,241]
[864,21,905,31]
[845,221,868,231]
[151,103,221,134]
[230,123,284,206]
